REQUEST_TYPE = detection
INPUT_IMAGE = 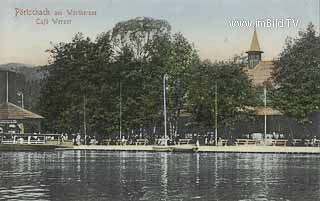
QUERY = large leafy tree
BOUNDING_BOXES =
[272,24,320,124]
[40,17,198,138]
[187,60,257,136]
[166,33,198,136]
[111,17,198,137]
[111,17,172,136]
[40,16,259,139]
[40,32,116,135]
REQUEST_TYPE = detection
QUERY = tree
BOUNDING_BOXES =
[111,17,172,137]
[187,60,257,136]
[40,17,198,139]
[40,32,116,135]
[111,16,171,60]
[166,33,198,136]
[272,23,320,124]
[111,17,198,138]
[40,16,256,140]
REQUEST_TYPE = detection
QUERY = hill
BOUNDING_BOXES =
[0,63,46,81]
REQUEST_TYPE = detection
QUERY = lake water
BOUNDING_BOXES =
[0,151,320,201]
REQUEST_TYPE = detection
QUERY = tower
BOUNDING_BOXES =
[246,28,263,69]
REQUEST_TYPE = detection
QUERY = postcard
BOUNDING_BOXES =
[0,1,320,200]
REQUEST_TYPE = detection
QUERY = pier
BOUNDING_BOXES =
[59,144,320,154]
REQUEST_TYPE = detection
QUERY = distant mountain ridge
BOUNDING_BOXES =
[0,63,46,81]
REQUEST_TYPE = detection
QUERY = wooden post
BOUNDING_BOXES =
[6,71,9,103]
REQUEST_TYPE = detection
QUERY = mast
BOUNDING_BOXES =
[119,82,122,140]
[6,71,8,103]
[264,86,267,141]
[83,95,87,145]
[215,81,218,146]
[163,74,168,146]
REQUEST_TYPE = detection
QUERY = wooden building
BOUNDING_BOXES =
[0,70,43,134]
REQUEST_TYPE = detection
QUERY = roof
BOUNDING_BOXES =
[246,60,274,86]
[244,106,282,116]
[246,29,263,53]
[0,102,44,120]
[254,106,282,115]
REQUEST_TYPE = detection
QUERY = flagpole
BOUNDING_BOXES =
[83,95,87,145]
[264,86,267,142]
[163,73,168,146]
[119,82,122,140]
[6,71,9,103]
[215,81,218,146]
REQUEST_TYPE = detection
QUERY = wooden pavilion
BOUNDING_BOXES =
[0,102,43,134]
[0,70,43,134]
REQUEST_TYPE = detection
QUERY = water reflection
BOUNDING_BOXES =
[0,151,320,200]
[160,153,168,200]
[196,153,200,185]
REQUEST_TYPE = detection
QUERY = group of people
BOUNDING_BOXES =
[71,134,98,145]
[63,132,320,147]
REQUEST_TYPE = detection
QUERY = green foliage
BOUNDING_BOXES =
[272,23,320,124]
[40,32,116,135]
[40,17,197,137]
[187,60,257,130]
[111,17,173,133]
[112,16,171,61]
[40,16,258,137]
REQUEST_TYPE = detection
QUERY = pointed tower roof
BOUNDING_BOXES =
[246,28,263,53]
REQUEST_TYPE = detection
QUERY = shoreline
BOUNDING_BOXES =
[0,144,69,151]
[57,145,320,154]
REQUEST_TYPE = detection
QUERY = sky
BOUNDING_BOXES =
[0,0,319,65]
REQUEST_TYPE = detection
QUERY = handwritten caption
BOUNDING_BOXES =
[15,8,97,25]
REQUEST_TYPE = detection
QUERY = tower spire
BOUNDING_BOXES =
[246,28,263,69]
[248,27,262,52]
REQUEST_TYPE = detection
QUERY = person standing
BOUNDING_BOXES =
[196,139,200,148]
[76,133,81,145]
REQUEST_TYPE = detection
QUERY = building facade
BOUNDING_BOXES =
[240,29,320,139]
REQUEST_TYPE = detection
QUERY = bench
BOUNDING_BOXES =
[219,139,228,146]
[299,139,320,147]
[235,139,247,145]
[155,138,167,146]
[247,140,257,145]
[304,139,311,146]
[28,140,45,144]
[208,139,215,145]
[235,139,248,145]
[1,140,16,144]
[178,139,191,145]
[273,140,288,146]
[135,139,148,145]
[310,139,320,147]
[115,139,127,145]
[292,139,302,146]
[235,139,257,145]
[102,139,112,145]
